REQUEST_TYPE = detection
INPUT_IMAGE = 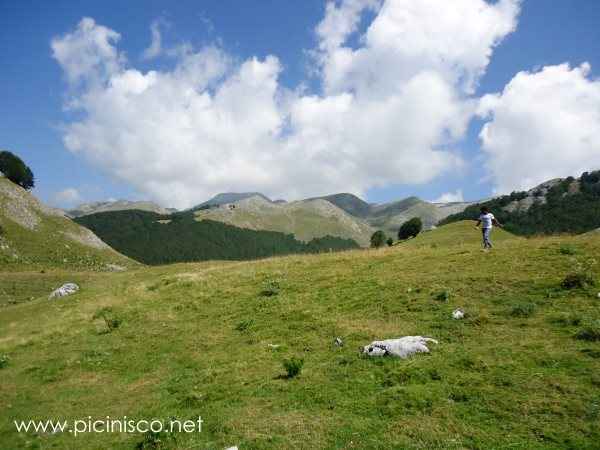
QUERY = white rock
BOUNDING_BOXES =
[452,308,465,320]
[597,293,600,299]
[225,447,238,450]
[49,283,79,299]
[362,336,438,359]
[334,337,344,347]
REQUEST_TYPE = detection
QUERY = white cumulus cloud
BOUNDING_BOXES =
[478,62,600,193]
[52,2,521,209]
[141,20,163,60]
[52,188,82,207]
[433,189,464,203]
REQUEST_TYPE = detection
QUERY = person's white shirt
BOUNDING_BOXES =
[479,212,495,229]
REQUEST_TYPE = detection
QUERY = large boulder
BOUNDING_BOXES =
[49,283,79,299]
[362,336,438,358]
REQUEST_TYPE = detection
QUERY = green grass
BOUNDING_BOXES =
[1,221,600,449]
[0,178,135,273]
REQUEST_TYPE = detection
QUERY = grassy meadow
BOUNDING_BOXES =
[1,222,600,449]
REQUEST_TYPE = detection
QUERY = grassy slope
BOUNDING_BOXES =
[0,178,136,275]
[1,222,600,449]
[194,199,373,247]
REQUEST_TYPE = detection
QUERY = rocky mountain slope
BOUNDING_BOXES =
[0,177,135,270]
[191,192,272,210]
[441,170,600,235]
[311,193,474,237]
[67,200,176,218]
[193,195,375,247]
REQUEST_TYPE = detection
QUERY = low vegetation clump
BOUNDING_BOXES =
[562,272,596,290]
[135,430,176,450]
[235,318,254,332]
[92,307,122,333]
[510,302,536,318]
[0,354,8,369]
[433,290,450,302]
[260,279,280,297]
[576,320,600,342]
[559,244,578,255]
[282,357,304,379]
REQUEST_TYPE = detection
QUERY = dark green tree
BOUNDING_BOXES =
[370,230,386,248]
[0,151,34,190]
[398,217,423,240]
[386,237,394,247]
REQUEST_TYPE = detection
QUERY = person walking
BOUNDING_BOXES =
[475,206,502,250]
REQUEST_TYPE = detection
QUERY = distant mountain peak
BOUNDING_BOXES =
[191,192,272,211]
[67,200,174,218]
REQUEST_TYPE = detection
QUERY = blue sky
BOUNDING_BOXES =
[1,0,600,208]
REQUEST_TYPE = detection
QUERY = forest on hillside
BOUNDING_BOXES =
[75,210,359,265]
[440,171,600,235]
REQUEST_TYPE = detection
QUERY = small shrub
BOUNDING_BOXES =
[261,279,280,297]
[510,302,536,318]
[0,354,9,369]
[370,230,386,248]
[575,320,600,342]
[235,319,254,332]
[135,430,176,450]
[561,272,596,290]
[433,290,450,302]
[386,237,394,247]
[93,307,122,333]
[282,357,304,379]
[559,244,577,255]
[549,313,582,327]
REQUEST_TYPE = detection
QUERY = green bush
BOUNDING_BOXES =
[0,354,9,369]
[510,302,536,318]
[386,237,394,247]
[561,272,596,290]
[282,357,304,379]
[398,217,423,240]
[0,150,34,190]
[370,230,386,248]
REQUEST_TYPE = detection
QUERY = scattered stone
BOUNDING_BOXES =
[334,337,344,347]
[597,293,600,299]
[49,283,79,299]
[106,263,127,272]
[267,344,280,349]
[452,308,465,320]
[362,336,438,359]
[225,447,238,450]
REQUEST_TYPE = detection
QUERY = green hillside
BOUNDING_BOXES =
[440,171,600,235]
[1,222,600,449]
[194,196,374,247]
[75,209,360,265]
[0,177,135,273]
